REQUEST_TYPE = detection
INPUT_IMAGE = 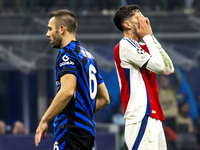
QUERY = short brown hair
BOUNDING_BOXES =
[113,5,141,32]
[49,9,78,34]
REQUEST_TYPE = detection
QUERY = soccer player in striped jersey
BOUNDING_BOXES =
[113,5,174,150]
[35,9,110,150]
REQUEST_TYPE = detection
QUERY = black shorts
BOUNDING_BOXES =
[54,126,95,150]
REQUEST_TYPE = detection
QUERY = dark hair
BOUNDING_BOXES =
[113,5,141,32]
[49,9,78,34]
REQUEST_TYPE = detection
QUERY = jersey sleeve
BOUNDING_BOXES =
[120,38,151,68]
[58,51,78,79]
[142,35,174,74]
[151,35,174,74]
[96,65,104,85]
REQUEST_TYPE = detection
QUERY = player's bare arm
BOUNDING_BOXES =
[35,74,76,147]
[94,83,110,113]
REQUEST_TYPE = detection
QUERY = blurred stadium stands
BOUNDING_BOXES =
[0,0,200,150]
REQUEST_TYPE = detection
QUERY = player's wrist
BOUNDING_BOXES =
[41,117,49,123]
[142,35,152,41]
[142,35,156,47]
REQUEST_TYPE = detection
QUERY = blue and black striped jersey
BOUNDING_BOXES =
[53,41,103,142]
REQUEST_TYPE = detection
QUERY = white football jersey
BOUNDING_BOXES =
[114,37,165,125]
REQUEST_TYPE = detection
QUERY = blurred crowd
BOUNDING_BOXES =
[158,72,198,150]
[0,120,28,135]
[0,0,198,15]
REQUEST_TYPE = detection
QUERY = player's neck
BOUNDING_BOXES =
[123,31,140,42]
[61,34,76,48]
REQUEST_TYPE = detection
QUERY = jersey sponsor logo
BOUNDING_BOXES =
[137,48,145,54]
[60,55,74,67]
[59,61,74,67]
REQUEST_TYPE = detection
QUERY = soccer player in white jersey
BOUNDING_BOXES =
[113,5,174,150]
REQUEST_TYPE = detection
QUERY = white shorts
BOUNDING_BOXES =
[125,116,167,150]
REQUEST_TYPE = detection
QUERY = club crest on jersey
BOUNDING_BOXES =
[60,55,74,67]
[137,48,145,54]
[62,55,69,62]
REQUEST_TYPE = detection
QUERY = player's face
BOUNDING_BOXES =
[128,10,144,33]
[130,10,141,23]
[46,17,62,48]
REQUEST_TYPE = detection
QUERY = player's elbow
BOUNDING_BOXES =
[159,64,166,74]
[163,66,174,75]
[61,89,74,101]
[104,97,110,106]
[101,96,110,107]
[65,91,74,99]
